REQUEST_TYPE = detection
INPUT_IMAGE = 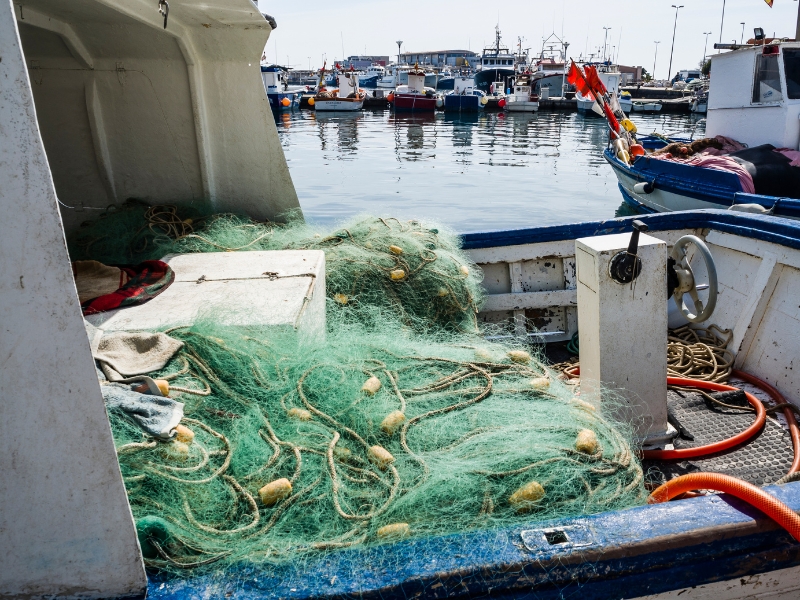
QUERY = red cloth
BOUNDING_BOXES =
[81,260,174,316]
[775,148,800,167]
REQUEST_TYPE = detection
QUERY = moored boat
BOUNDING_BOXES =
[504,72,539,112]
[390,65,438,111]
[9,3,800,599]
[261,65,304,111]
[313,71,366,112]
[443,76,486,112]
[606,39,800,215]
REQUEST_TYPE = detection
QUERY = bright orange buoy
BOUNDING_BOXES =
[387,92,395,103]
[308,97,315,106]
[630,144,645,157]
[281,97,291,107]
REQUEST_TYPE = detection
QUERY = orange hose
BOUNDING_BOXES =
[563,366,799,470]
[648,472,800,542]
[643,377,767,460]
[733,369,800,475]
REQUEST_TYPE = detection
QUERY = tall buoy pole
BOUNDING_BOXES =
[718,0,726,52]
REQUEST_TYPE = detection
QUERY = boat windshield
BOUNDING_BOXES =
[783,49,800,99]
[752,52,783,103]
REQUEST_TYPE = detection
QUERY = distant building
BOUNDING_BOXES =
[617,65,643,84]
[400,50,479,68]
[344,55,390,68]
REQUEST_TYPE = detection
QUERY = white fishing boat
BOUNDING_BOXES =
[576,65,631,114]
[504,72,540,112]
[606,35,800,215]
[631,99,663,112]
[313,71,365,112]
[7,2,800,600]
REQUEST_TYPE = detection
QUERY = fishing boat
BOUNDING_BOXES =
[576,65,631,114]
[531,33,570,98]
[8,2,800,599]
[443,76,486,112]
[606,37,800,215]
[357,64,386,88]
[474,26,524,92]
[504,72,539,112]
[389,65,438,111]
[312,71,366,112]
[261,65,304,111]
[631,99,663,113]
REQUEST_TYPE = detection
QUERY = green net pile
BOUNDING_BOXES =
[68,203,483,330]
[111,312,645,573]
[74,202,646,574]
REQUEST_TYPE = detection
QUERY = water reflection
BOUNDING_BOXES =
[275,109,704,232]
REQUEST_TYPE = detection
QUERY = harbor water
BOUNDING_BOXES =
[276,110,706,232]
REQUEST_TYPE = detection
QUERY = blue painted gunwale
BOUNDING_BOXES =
[145,210,800,600]
[461,208,800,251]
[603,149,800,218]
[147,482,800,599]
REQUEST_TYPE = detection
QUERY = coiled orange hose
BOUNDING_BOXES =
[642,377,767,461]
[648,472,800,542]
[733,369,800,475]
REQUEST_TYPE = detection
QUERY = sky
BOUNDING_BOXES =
[256,0,798,79]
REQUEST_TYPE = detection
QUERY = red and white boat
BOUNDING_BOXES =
[389,65,438,111]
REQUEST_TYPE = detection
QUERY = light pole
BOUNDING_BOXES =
[396,40,403,65]
[653,41,660,81]
[718,0,726,51]
[740,22,746,44]
[602,26,611,62]
[667,5,684,85]
[702,32,712,66]
[308,56,311,71]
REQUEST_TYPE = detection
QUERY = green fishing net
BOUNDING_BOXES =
[110,312,645,573]
[68,202,484,330]
[75,202,645,574]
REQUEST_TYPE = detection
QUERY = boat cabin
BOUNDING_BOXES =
[337,72,360,97]
[707,42,800,149]
[261,65,287,92]
[407,67,427,94]
[454,76,476,94]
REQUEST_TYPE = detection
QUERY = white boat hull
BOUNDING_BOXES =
[505,100,539,112]
[314,99,364,112]
[632,102,663,113]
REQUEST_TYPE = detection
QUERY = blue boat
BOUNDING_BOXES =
[444,77,486,112]
[261,65,304,111]
[607,40,800,216]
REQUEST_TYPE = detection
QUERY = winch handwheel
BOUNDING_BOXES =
[670,235,718,323]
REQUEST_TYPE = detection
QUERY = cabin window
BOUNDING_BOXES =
[783,49,800,99]
[752,53,783,103]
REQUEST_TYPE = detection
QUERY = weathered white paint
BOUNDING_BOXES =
[0,1,146,596]
[707,43,800,149]
[469,229,700,342]
[576,232,669,443]
[14,0,300,234]
[86,250,326,339]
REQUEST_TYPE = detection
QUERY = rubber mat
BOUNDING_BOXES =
[644,387,795,487]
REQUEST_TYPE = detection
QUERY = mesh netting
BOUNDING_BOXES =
[73,203,646,575]
[111,312,645,573]
[68,203,484,330]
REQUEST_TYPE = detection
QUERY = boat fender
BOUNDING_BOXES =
[728,203,772,214]
[633,181,654,194]
[480,96,489,105]
[435,97,443,108]
[308,97,315,106]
